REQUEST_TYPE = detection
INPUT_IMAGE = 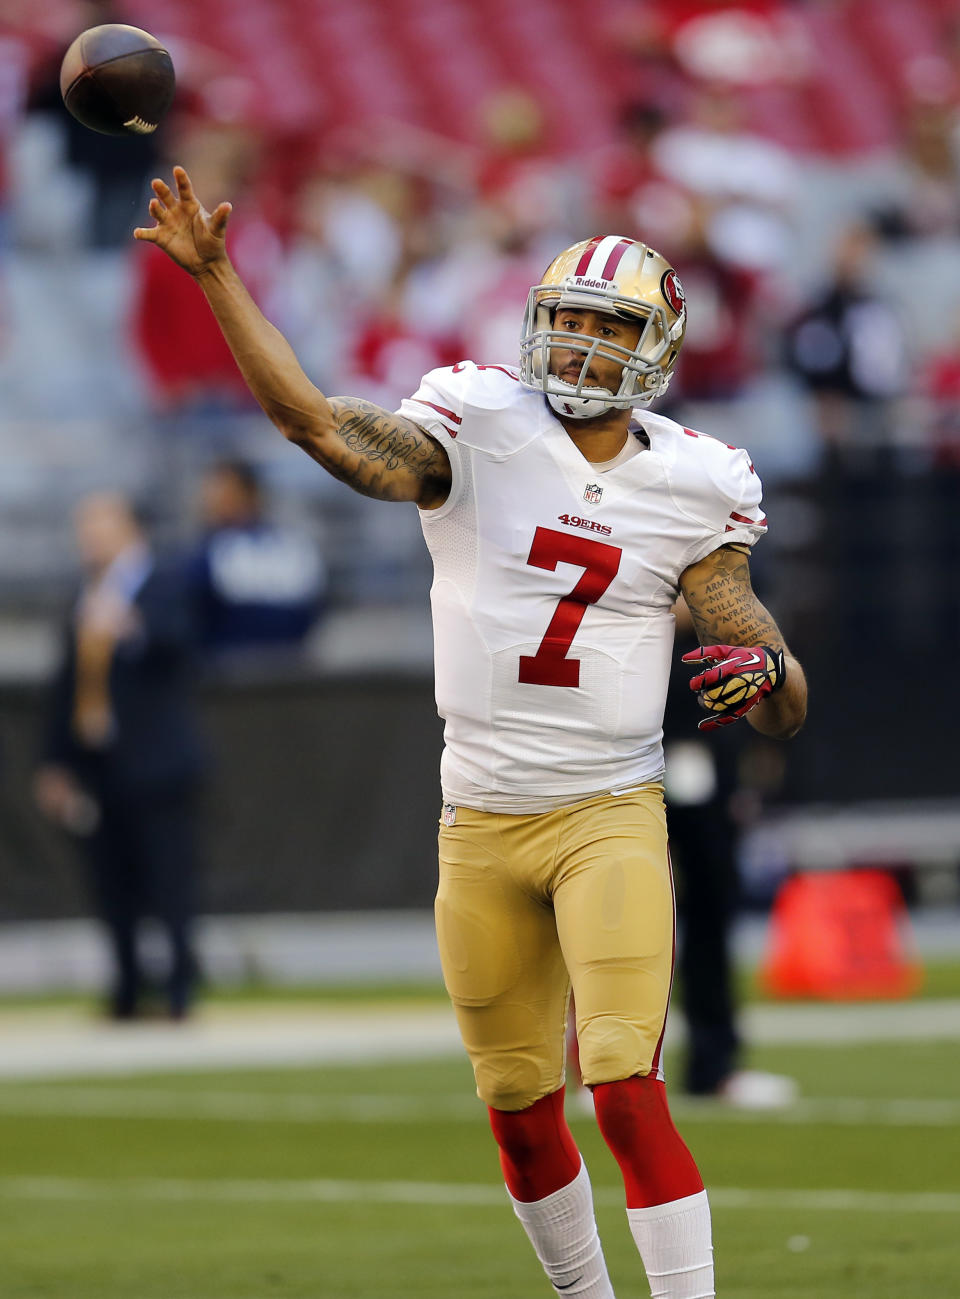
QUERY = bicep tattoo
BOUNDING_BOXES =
[322,397,452,503]
[681,547,784,649]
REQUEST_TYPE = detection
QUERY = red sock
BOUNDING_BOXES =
[592,1074,704,1209]
[487,1088,582,1203]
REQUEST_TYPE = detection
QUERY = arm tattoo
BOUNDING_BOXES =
[338,402,438,474]
[321,397,451,502]
[681,547,784,649]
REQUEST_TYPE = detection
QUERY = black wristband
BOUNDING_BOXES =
[761,646,786,692]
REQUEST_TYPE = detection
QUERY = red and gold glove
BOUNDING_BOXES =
[682,643,786,732]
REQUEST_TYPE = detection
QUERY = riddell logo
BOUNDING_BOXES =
[572,276,613,290]
[558,514,613,536]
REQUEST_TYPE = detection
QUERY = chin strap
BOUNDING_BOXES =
[544,370,665,419]
[546,385,617,420]
[547,396,615,420]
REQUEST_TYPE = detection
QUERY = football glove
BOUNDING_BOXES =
[682,643,786,732]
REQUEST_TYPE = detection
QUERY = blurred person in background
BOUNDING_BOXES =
[339,89,582,400]
[0,20,33,251]
[25,0,162,249]
[663,598,795,1107]
[185,458,327,666]
[591,94,770,406]
[134,165,807,1299]
[342,187,466,410]
[591,102,686,241]
[568,594,797,1112]
[271,167,358,393]
[921,310,960,467]
[131,121,283,412]
[276,163,461,410]
[592,92,808,482]
[33,492,205,1020]
[665,204,765,409]
[474,88,583,241]
[883,94,960,241]
[783,218,907,464]
[651,81,797,280]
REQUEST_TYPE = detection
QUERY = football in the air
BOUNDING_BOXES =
[60,24,175,137]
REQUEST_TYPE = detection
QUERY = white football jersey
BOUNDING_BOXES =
[397,362,767,813]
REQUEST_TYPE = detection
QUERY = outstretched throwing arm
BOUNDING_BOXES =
[133,167,451,508]
[679,545,807,738]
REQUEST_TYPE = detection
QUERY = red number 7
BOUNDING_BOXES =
[519,526,622,687]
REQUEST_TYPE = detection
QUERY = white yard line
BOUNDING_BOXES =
[1,999,959,1081]
[672,1096,960,1127]
[740,999,960,1044]
[0,1176,957,1215]
[0,1006,464,1079]
[1,1087,959,1128]
[706,1187,960,1214]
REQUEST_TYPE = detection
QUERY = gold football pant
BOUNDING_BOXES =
[436,784,674,1111]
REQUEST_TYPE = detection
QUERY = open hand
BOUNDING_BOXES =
[133,166,232,277]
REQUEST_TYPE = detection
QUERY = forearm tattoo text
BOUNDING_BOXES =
[683,549,784,649]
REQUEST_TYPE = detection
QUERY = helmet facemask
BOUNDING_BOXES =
[517,237,687,419]
[521,291,680,419]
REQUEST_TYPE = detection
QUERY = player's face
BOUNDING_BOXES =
[549,309,642,390]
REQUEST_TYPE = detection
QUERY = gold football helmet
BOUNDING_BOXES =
[519,235,687,418]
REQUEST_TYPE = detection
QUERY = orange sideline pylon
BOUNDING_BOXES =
[759,869,923,1000]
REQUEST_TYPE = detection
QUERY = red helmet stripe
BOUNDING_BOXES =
[600,237,633,280]
[573,235,605,276]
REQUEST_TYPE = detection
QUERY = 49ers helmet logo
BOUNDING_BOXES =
[660,269,685,316]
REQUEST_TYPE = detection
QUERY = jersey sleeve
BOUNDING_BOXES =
[397,366,467,439]
[396,366,468,515]
[680,441,768,567]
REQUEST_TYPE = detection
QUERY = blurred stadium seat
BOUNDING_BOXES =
[99,0,958,155]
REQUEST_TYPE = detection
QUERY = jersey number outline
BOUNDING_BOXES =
[519,526,622,687]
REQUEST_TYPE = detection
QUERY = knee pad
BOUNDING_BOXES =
[576,1014,657,1087]
[474,1051,554,1112]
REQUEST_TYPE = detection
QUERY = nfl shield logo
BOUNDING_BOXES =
[584,483,603,505]
[442,803,457,827]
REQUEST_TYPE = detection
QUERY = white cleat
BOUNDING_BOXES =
[717,1069,799,1110]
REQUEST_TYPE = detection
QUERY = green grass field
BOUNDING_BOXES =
[1,989,959,1298]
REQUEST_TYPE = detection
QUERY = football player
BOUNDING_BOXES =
[136,173,807,1299]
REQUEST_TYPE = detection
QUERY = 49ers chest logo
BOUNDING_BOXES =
[557,513,612,537]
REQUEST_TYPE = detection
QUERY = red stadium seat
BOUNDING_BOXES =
[794,4,898,155]
[112,0,960,166]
